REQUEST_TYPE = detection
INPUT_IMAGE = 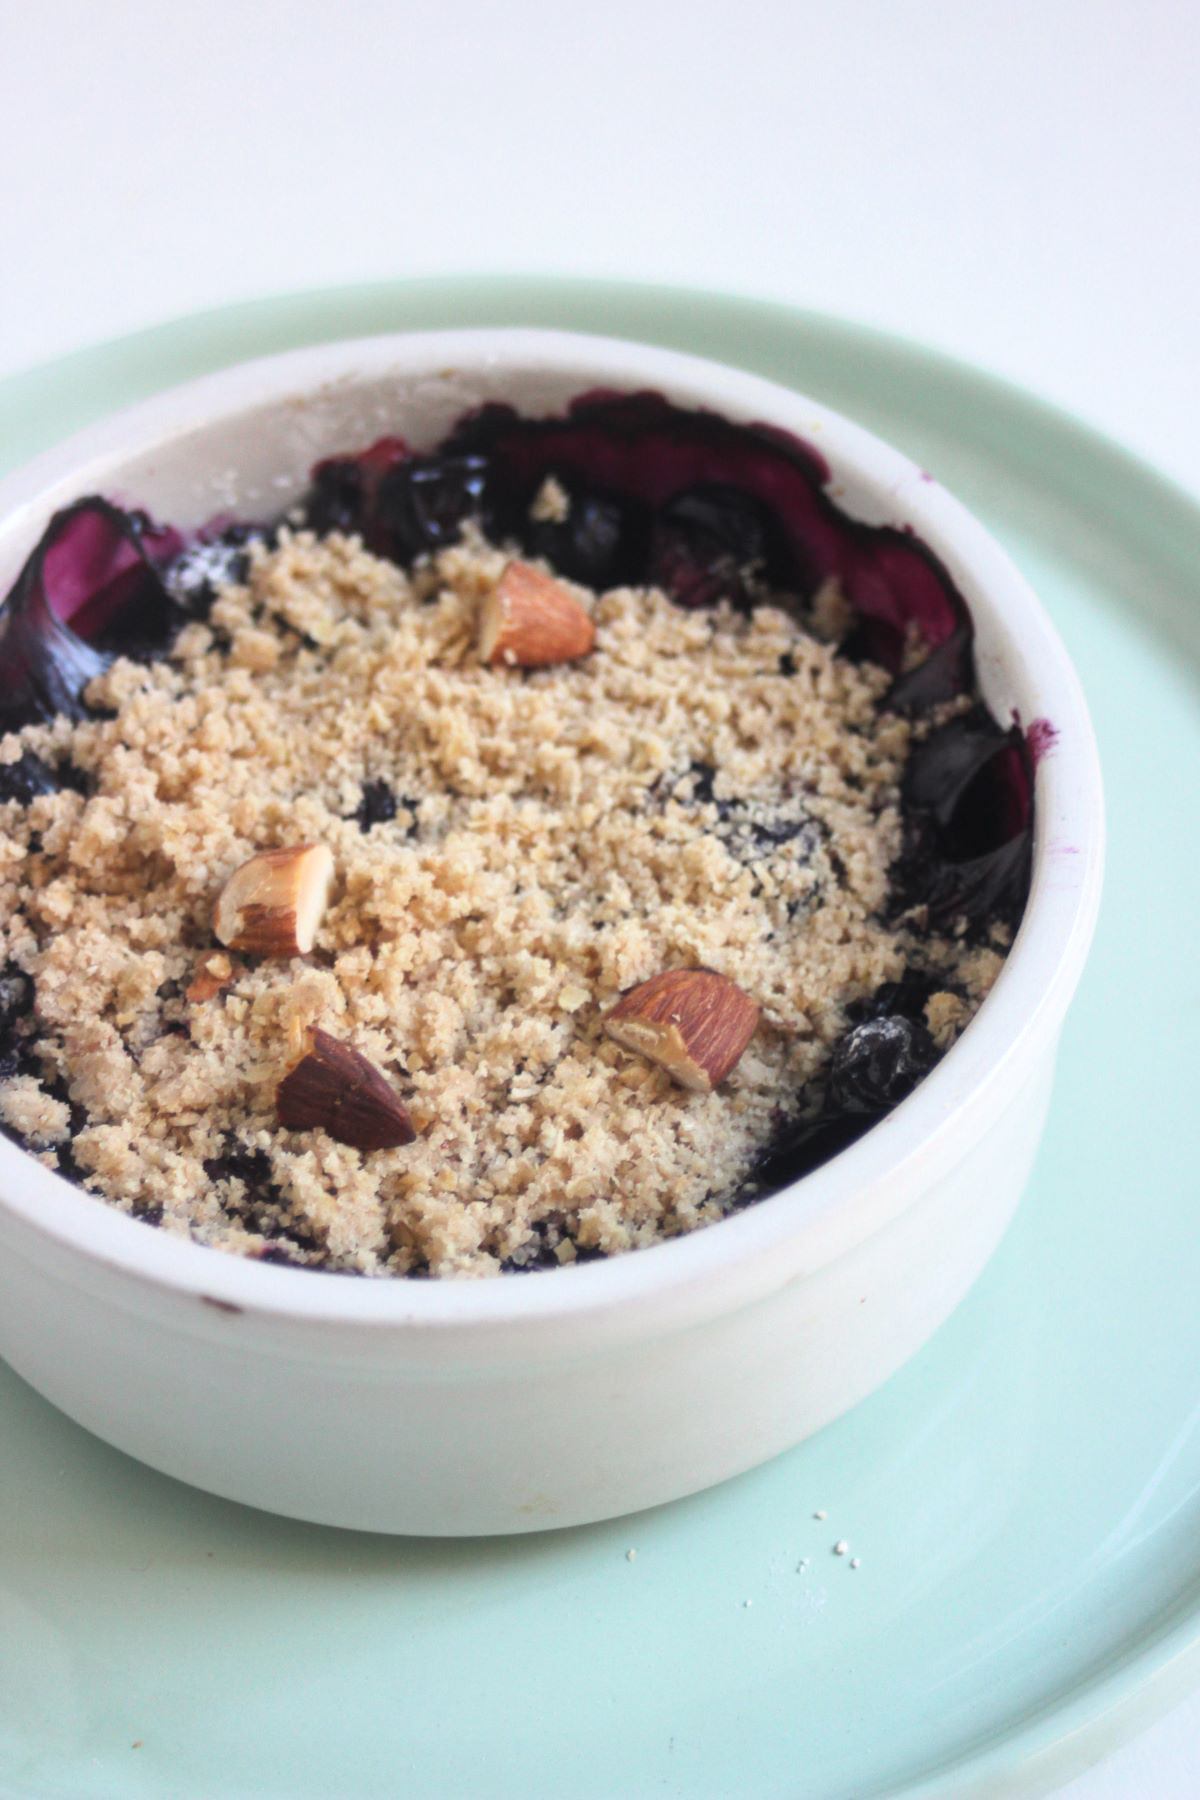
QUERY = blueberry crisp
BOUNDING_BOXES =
[0,392,1033,1276]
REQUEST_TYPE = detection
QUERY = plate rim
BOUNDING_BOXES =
[0,274,1197,1800]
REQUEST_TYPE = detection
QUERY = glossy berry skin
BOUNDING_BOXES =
[0,751,60,805]
[303,459,367,537]
[648,483,776,609]
[0,497,184,731]
[374,455,492,561]
[741,1004,938,1203]
[525,492,632,590]
[0,968,33,1034]
[0,968,35,1084]
[896,707,1033,930]
[826,1015,938,1115]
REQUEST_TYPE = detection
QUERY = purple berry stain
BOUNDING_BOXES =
[1027,717,1059,765]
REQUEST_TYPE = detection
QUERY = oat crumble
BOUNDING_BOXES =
[0,530,1003,1277]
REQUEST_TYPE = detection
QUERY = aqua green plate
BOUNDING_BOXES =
[1,280,1197,1800]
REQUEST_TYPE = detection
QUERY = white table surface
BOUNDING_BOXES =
[2,2,1197,1792]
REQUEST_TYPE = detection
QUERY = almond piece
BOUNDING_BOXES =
[213,844,334,957]
[276,1028,415,1151]
[186,951,235,1004]
[479,560,595,667]
[603,969,760,1093]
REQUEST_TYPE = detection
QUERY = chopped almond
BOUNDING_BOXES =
[213,844,334,957]
[186,951,235,1004]
[603,969,760,1093]
[276,1028,415,1152]
[479,560,595,668]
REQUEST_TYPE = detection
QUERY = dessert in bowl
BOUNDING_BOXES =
[0,330,1103,1533]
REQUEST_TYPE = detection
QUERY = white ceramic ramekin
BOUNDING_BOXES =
[0,330,1104,1534]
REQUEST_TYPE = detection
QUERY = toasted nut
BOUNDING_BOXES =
[479,560,595,667]
[186,951,235,1004]
[276,1028,415,1152]
[603,969,760,1093]
[213,844,334,957]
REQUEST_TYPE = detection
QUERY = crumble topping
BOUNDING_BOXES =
[0,531,1001,1276]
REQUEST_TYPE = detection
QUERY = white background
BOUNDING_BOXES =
[2,1,1198,1791]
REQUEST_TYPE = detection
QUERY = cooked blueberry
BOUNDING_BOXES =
[942,740,1031,862]
[500,1227,562,1274]
[849,970,942,1026]
[0,753,88,805]
[907,832,1033,929]
[525,491,632,589]
[304,459,367,537]
[90,604,173,663]
[687,761,718,807]
[738,1012,943,1204]
[666,484,769,564]
[887,619,974,710]
[0,968,34,1037]
[827,1015,937,1115]
[302,437,413,543]
[56,500,187,664]
[60,762,90,795]
[0,496,186,721]
[739,1109,873,1200]
[904,708,1012,828]
[648,484,777,609]
[835,619,892,668]
[371,455,491,563]
[0,973,38,1084]
[258,1244,306,1268]
[203,1146,274,1192]
[262,1216,323,1253]
[354,779,399,831]
[838,525,971,681]
[750,815,823,853]
[897,710,1033,928]
[0,751,60,805]
[0,972,34,1080]
[0,560,112,733]
[569,1243,607,1265]
[702,791,824,871]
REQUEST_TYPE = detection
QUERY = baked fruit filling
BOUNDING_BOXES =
[0,392,1033,1276]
